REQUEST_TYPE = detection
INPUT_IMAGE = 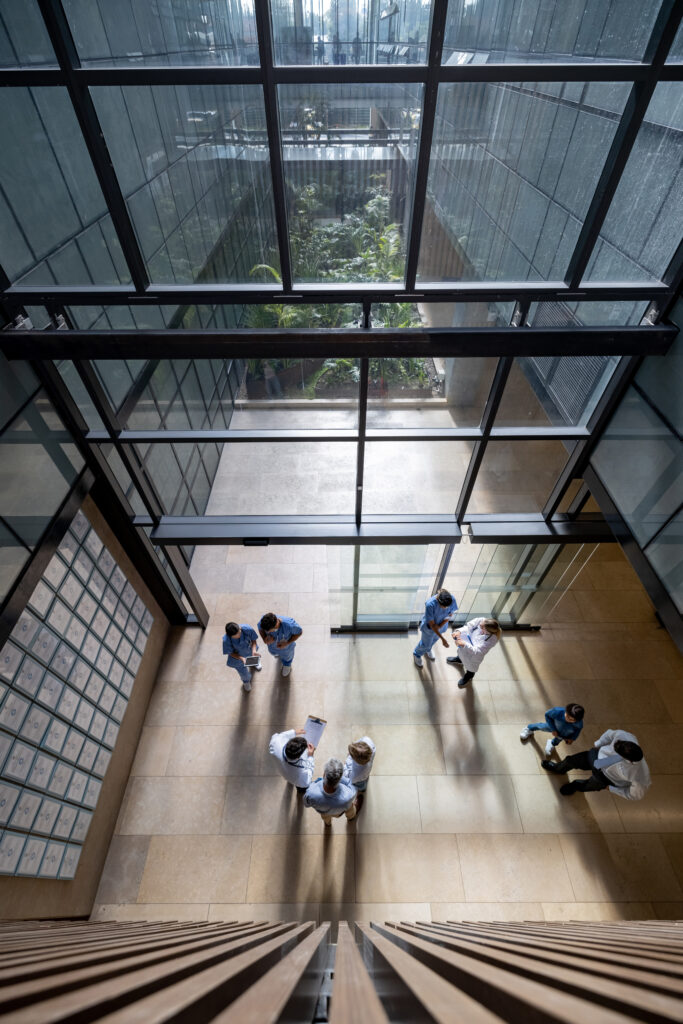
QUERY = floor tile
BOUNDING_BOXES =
[221,777,320,835]
[247,834,354,903]
[130,726,176,776]
[458,834,574,902]
[355,835,464,902]
[652,902,683,920]
[353,776,422,834]
[352,725,445,775]
[541,902,655,921]
[417,775,522,834]
[208,902,318,923]
[660,834,683,889]
[138,835,252,903]
[559,834,683,902]
[614,776,683,833]
[91,903,209,922]
[118,777,226,835]
[440,724,543,774]
[512,775,624,834]
[432,902,543,922]
[95,835,150,905]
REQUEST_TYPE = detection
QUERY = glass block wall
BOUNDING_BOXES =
[0,507,153,879]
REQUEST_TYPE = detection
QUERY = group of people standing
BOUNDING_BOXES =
[222,612,302,690]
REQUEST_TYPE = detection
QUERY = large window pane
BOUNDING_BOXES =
[366,356,498,429]
[63,0,258,66]
[0,0,56,66]
[363,441,474,512]
[0,521,30,604]
[585,83,683,283]
[279,83,422,284]
[418,82,627,282]
[236,357,360,430]
[466,440,573,513]
[529,300,649,326]
[645,512,683,613]
[442,0,664,64]
[495,355,618,428]
[92,84,279,284]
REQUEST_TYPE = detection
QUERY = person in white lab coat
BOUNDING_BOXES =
[268,728,316,793]
[542,728,651,799]
[446,617,501,688]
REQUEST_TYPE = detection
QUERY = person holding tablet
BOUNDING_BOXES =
[222,621,261,692]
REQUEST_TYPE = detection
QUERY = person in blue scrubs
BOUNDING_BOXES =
[413,588,457,668]
[222,621,261,692]
[258,611,303,677]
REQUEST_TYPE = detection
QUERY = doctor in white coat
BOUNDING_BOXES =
[447,617,501,689]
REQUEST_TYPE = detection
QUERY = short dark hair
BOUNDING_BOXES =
[284,736,308,761]
[566,703,584,721]
[260,612,278,631]
[436,588,453,606]
[615,740,643,763]
[225,622,240,636]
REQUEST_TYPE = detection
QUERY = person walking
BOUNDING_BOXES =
[541,728,651,799]
[446,617,501,688]
[258,611,303,677]
[343,736,376,811]
[269,727,315,792]
[520,702,585,757]
[222,621,261,692]
[304,758,358,826]
[413,588,457,668]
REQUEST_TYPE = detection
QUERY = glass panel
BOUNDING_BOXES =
[0,88,129,285]
[363,440,475,513]
[585,83,683,282]
[57,363,105,432]
[418,82,627,283]
[666,19,683,62]
[0,521,30,604]
[92,84,279,284]
[529,300,649,326]
[271,0,430,65]
[366,356,497,429]
[329,544,442,628]
[645,512,683,613]
[236,357,360,430]
[466,440,573,513]
[591,389,682,547]
[495,355,618,428]
[63,0,259,66]
[442,0,664,64]
[0,355,39,434]
[279,83,422,284]
[0,0,57,66]
[635,330,683,433]
[555,477,585,514]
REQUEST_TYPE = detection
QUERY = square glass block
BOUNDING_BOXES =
[114,603,128,630]
[89,710,107,742]
[57,531,79,564]
[71,809,92,843]
[128,651,141,675]
[97,547,115,580]
[131,596,145,622]
[95,648,113,676]
[76,592,97,625]
[103,720,119,748]
[9,790,42,830]
[61,572,84,610]
[47,762,72,798]
[0,733,12,770]
[69,658,91,693]
[124,618,138,644]
[31,627,59,664]
[110,566,126,595]
[67,770,88,803]
[51,643,77,678]
[71,510,90,541]
[91,609,109,640]
[0,782,20,826]
[20,706,51,746]
[17,836,47,876]
[81,633,100,665]
[98,685,116,715]
[78,738,98,772]
[62,729,85,764]
[59,843,81,879]
[28,752,56,790]
[47,599,71,635]
[83,777,101,809]
[57,685,79,721]
[93,747,111,777]
[4,741,35,783]
[108,660,123,689]
[74,699,94,733]
[0,642,23,683]
[73,549,94,584]
[120,582,136,609]
[84,528,103,561]
[39,840,64,878]
[65,617,86,651]
[84,673,105,703]
[102,587,118,617]
[117,638,132,665]
[33,797,61,835]
[11,610,41,649]
[0,691,30,732]
[87,569,106,601]
[14,656,45,698]
[135,630,148,655]
[43,554,68,590]
[37,673,63,710]
[104,623,122,654]
[43,717,68,756]
[141,610,154,634]
[53,802,78,839]
[28,580,53,618]
[0,831,26,874]
[120,672,134,698]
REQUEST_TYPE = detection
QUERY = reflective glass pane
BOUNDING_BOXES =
[0,0,56,66]
[586,83,683,282]
[271,0,430,65]
[529,300,649,326]
[667,19,683,62]
[236,357,359,429]
[635,329,683,433]
[645,512,682,613]
[63,0,258,66]
[442,0,664,64]
[495,355,618,427]
[0,521,30,604]
[466,440,573,512]
[0,89,130,285]
[417,82,627,282]
[279,83,422,284]
[363,440,474,512]
[92,84,279,284]
[366,356,497,428]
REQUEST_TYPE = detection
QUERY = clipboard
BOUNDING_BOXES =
[304,715,326,747]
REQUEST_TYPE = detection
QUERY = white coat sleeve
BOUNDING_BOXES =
[594,729,616,749]
[609,780,647,801]
[269,729,294,757]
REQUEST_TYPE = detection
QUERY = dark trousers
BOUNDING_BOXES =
[555,747,611,792]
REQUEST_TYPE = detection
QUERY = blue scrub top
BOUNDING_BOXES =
[222,624,257,659]
[421,594,457,629]
[258,614,302,646]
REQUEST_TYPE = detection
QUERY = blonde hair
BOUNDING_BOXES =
[348,740,373,765]
[482,618,501,637]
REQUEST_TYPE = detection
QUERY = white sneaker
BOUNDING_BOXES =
[281,664,291,677]
[253,660,262,672]
[545,738,556,756]
[413,654,423,668]
[242,680,252,692]
[520,727,531,741]
[425,650,436,661]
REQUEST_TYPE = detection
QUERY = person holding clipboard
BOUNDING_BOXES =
[447,617,501,688]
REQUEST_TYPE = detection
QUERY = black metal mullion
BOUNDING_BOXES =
[35,0,149,293]
[355,358,369,528]
[566,481,591,518]
[659,237,683,320]
[541,440,589,520]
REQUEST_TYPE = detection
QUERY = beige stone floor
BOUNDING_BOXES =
[91,543,683,929]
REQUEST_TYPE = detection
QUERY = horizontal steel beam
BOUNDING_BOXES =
[84,425,591,443]
[469,519,616,543]
[1,324,675,360]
